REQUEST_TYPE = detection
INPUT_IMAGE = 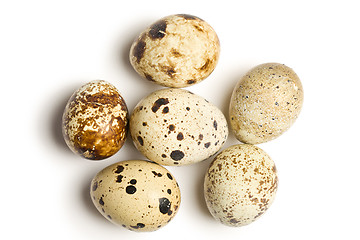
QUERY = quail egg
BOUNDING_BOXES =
[90,160,181,232]
[204,144,278,227]
[129,14,220,88]
[229,63,304,144]
[62,80,128,160]
[129,88,228,166]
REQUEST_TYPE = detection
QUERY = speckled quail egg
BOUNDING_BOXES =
[90,160,181,232]
[129,14,220,88]
[129,88,228,166]
[204,144,278,227]
[62,80,128,160]
[229,63,304,144]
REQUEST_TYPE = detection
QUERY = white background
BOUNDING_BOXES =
[1,0,359,239]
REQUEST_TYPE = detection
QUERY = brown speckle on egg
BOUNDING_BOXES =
[129,14,220,88]
[62,80,128,160]
[132,36,147,64]
[151,98,169,113]
[149,20,167,40]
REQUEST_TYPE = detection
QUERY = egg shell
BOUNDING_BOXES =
[204,144,278,227]
[229,63,304,144]
[129,14,220,88]
[129,88,228,166]
[62,80,128,160]
[90,160,181,232]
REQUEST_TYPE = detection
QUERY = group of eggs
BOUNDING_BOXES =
[62,14,303,232]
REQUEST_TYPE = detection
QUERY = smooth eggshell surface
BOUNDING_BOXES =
[62,80,128,160]
[204,144,278,227]
[130,88,228,166]
[129,14,220,88]
[229,63,303,144]
[90,160,181,232]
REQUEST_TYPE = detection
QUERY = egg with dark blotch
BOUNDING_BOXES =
[229,63,304,144]
[62,80,128,160]
[129,88,228,166]
[129,14,220,88]
[204,144,278,227]
[90,160,181,232]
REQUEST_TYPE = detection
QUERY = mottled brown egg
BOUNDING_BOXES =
[90,160,181,232]
[129,88,228,166]
[204,144,278,227]
[229,63,304,144]
[129,14,220,88]
[62,80,128,160]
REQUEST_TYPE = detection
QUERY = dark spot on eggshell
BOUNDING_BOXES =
[168,124,175,131]
[130,223,145,229]
[162,106,169,114]
[99,197,104,206]
[116,175,123,183]
[167,173,173,180]
[204,142,211,148]
[254,211,265,219]
[161,154,166,158]
[126,185,137,194]
[152,171,163,177]
[144,73,155,82]
[152,98,169,113]
[167,189,172,194]
[149,20,167,40]
[162,65,176,78]
[137,136,144,146]
[177,132,184,141]
[171,48,182,57]
[114,165,124,174]
[170,150,185,161]
[132,38,146,64]
[130,179,137,184]
[193,24,204,32]
[230,218,240,224]
[200,59,211,71]
[159,197,171,214]
[186,80,196,85]
[92,181,98,191]
[107,215,112,219]
[186,107,190,111]
[213,120,218,130]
